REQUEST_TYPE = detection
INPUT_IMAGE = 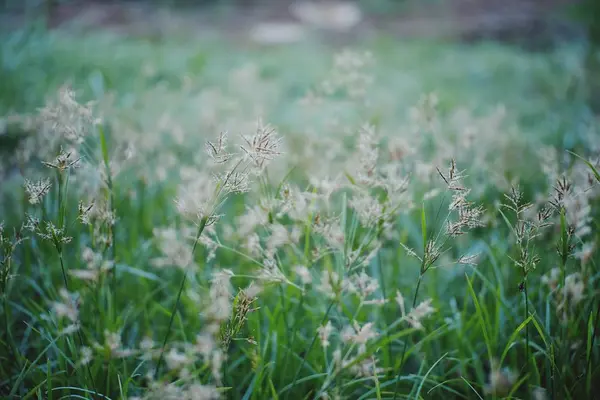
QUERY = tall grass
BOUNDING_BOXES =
[0,28,599,400]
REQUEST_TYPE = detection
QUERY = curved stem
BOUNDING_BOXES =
[524,279,530,380]
[285,299,335,400]
[392,272,423,399]
[154,217,207,378]
[3,295,21,374]
[58,252,98,397]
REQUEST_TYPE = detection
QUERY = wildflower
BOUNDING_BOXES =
[349,271,380,301]
[564,273,585,306]
[79,346,93,366]
[195,333,216,359]
[354,124,379,186]
[77,201,94,225]
[151,227,196,271]
[341,321,378,354]
[533,387,549,400]
[165,348,191,371]
[52,288,80,325]
[39,85,95,146]
[402,298,436,330]
[69,246,113,283]
[409,92,439,129]
[140,336,156,361]
[36,221,72,245]
[221,287,258,351]
[186,384,221,400]
[541,267,560,291]
[319,49,373,98]
[317,270,341,298]
[174,172,221,227]
[97,330,135,359]
[257,257,288,284]
[207,269,234,326]
[350,321,378,345]
[349,192,383,226]
[423,239,442,267]
[210,348,226,384]
[23,214,40,232]
[349,356,383,378]
[243,232,263,257]
[24,178,51,205]
[217,170,251,195]
[266,223,295,255]
[318,321,334,348]
[484,360,516,396]
[295,264,312,285]
[42,147,81,173]
[1,224,24,296]
[240,119,282,171]
[395,291,406,317]
[574,242,595,264]
[205,131,232,164]
[457,253,480,266]
[313,217,345,250]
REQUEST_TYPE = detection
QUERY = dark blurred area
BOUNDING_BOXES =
[0,0,592,46]
[0,0,599,110]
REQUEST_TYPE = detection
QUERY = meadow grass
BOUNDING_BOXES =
[0,24,599,399]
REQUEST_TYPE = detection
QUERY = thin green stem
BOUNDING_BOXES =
[280,291,305,387]
[154,217,207,378]
[374,228,392,370]
[57,252,98,397]
[392,272,423,400]
[3,295,21,374]
[286,299,335,400]
[524,279,530,381]
[587,301,600,396]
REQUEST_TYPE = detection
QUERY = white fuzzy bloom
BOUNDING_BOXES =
[165,348,191,371]
[52,289,79,324]
[349,192,383,226]
[24,178,51,205]
[79,346,93,366]
[564,273,585,306]
[240,119,282,171]
[295,265,312,285]
[187,384,221,400]
[349,271,379,300]
[342,321,378,347]
[318,321,334,348]
[405,299,436,330]
[151,227,195,271]
[457,253,480,266]
[395,290,406,317]
[208,270,233,323]
[258,257,288,284]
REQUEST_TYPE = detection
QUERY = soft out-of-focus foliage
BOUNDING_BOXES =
[0,19,599,400]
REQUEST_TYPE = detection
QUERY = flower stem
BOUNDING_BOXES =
[3,294,21,374]
[524,278,530,380]
[154,217,207,378]
[280,291,305,387]
[286,299,335,400]
[392,272,423,400]
[57,252,98,397]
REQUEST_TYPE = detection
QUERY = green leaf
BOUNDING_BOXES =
[500,315,533,366]
[421,204,427,253]
[568,150,600,183]
[415,353,448,399]
[465,273,493,364]
[97,124,110,169]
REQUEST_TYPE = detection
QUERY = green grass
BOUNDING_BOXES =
[1,22,599,400]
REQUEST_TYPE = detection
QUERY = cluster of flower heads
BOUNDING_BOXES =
[1,46,598,400]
